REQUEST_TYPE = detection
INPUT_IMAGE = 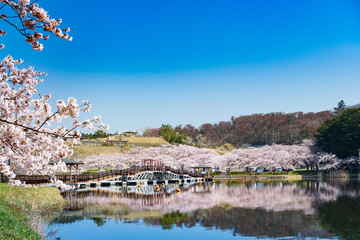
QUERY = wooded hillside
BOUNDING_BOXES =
[174,111,335,147]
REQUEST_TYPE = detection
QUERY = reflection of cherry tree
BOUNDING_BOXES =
[65,181,360,216]
[136,183,316,214]
[124,182,360,215]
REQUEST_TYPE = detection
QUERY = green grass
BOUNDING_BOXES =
[0,183,65,239]
[109,135,167,144]
[121,136,168,144]
[227,171,285,176]
[213,171,224,176]
[0,204,40,240]
[81,169,100,174]
[287,170,319,176]
[0,183,65,211]
[72,137,167,160]
[71,145,127,159]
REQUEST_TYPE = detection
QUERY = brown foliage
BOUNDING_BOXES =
[175,111,334,147]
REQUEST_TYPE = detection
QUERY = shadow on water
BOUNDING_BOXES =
[318,196,360,240]
[47,179,360,239]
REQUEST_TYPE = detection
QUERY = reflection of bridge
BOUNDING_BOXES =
[75,182,197,196]
[77,170,209,190]
[61,182,202,211]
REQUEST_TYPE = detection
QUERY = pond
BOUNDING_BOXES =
[46,179,360,240]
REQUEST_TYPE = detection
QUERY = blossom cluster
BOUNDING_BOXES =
[79,140,339,174]
[0,56,109,189]
[219,140,340,172]
[0,0,72,50]
[79,144,220,172]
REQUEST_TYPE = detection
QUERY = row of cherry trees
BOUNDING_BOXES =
[79,140,340,173]
[220,140,340,173]
[80,144,220,172]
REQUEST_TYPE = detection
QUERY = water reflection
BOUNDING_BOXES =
[48,180,360,239]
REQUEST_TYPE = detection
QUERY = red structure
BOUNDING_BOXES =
[141,159,165,172]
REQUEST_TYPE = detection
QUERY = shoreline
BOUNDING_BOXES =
[213,174,360,180]
[0,183,65,239]
[214,175,314,180]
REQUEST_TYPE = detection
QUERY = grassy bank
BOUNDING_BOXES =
[72,136,167,159]
[119,136,167,144]
[71,145,125,159]
[0,183,65,239]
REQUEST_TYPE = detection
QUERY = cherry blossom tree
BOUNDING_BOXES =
[218,140,340,173]
[0,56,109,188]
[77,140,340,177]
[141,144,220,170]
[0,1,109,189]
[78,145,220,172]
[80,153,127,172]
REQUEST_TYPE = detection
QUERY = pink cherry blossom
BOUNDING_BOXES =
[0,56,109,189]
[0,0,71,50]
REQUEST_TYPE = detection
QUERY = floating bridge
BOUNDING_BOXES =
[71,159,212,190]
[7,159,212,187]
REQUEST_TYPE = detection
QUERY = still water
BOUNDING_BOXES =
[47,180,360,240]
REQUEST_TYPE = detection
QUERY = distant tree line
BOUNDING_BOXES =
[141,101,360,158]
[174,111,335,147]
[81,130,109,139]
[140,111,334,146]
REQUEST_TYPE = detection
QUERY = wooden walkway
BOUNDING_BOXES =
[2,166,204,184]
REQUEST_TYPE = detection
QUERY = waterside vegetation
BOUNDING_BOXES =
[0,183,65,239]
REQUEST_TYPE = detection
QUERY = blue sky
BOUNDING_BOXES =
[1,0,360,133]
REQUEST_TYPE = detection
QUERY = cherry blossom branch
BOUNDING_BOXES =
[0,0,72,51]
[0,118,60,137]
[0,135,17,153]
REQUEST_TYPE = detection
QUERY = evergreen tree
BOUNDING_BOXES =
[159,124,185,143]
[316,108,360,158]
[334,100,346,115]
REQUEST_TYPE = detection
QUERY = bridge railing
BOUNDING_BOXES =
[4,166,204,184]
